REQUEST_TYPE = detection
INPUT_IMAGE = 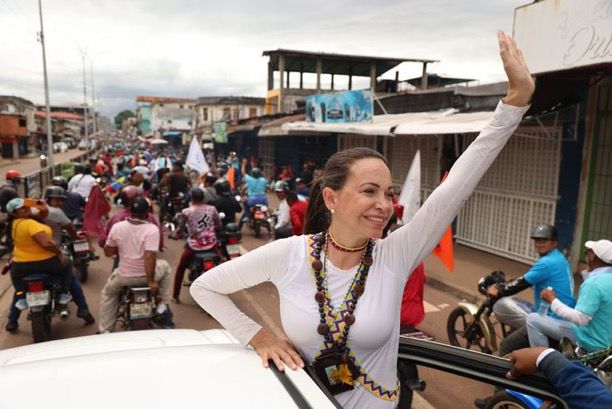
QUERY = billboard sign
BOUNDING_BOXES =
[513,0,612,74]
[213,122,227,144]
[305,90,373,123]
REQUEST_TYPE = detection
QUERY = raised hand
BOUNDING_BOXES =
[249,328,305,372]
[498,31,535,107]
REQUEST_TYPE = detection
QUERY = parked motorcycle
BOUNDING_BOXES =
[446,270,511,354]
[22,274,69,343]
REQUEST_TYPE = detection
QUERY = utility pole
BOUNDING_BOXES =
[89,59,97,135]
[81,52,89,140]
[38,0,54,169]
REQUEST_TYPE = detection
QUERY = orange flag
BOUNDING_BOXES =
[433,172,454,272]
[226,165,236,190]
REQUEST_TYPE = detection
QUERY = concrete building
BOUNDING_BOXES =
[262,49,437,115]
[135,96,196,143]
[195,96,265,138]
[0,96,37,158]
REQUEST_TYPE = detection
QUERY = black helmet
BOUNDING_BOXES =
[45,185,67,200]
[225,222,240,234]
[130,196,150,215]
[251,167,262,178]
[190,187,205,202]
[74,163,85,174]
[214,180,231,196]
[52,176,68,190]
[530,224,558,240]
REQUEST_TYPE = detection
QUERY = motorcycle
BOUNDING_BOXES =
[249,203,271,238]
[160,192,186,227]
[447,270,511,354]
[187,249,223,284]
[115,285,157,331]
[22,274,69,343]
[62,232,91,283]
[219,222,242,260]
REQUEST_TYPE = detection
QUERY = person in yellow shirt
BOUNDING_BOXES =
[7,198,73,310]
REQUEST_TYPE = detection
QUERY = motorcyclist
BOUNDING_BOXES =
[172,187,222,303]
[200,173,219,204]
[5,198,72,311]
[67,164,97,199]
[158,160,191,220]
[52,176,85,223]
[99,197,174,333]
[239,158,268,229]
[211,180,242,226]
[4,187,95,331]
[0,170,21,252]
[272,180,292,240]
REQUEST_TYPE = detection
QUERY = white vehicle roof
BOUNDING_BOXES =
[0,329,337,409]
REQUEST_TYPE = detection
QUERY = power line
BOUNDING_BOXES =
[1,0,37,33]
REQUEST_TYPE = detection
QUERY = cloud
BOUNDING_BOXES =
[0,0,526,118]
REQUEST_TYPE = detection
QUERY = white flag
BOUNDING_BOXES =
[398,150,421,225]
[186,136,210,174]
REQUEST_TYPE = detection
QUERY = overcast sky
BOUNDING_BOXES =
[1,0,528,118]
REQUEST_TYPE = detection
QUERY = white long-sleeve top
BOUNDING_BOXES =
[190,101,528,409]
[275,199,291,229]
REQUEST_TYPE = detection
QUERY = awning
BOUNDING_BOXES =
[280,110,494,136]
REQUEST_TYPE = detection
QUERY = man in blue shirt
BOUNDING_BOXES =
[239,158,268,229]
[526,239,612,352]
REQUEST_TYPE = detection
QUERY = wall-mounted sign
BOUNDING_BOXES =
[305,90,373,123]
[513,0,612,74]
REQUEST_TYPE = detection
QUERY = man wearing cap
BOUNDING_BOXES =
[98,197,174,333]
[526,239,612,352]
[272,180,292,240]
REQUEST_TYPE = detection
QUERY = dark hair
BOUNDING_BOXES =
[303,147,388,234]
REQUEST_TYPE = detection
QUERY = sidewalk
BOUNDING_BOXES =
[0,149,87,179]
[423,243,533,303]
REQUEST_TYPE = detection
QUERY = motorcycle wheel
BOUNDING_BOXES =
[447,307,492,354]
[77,263,89,283]
[485,391,530,409]
[253,221,261,238]
[31,310,51,343]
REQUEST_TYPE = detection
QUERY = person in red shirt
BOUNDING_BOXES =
[286,191,308,236]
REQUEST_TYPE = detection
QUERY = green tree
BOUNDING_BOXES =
[114,110,135,129]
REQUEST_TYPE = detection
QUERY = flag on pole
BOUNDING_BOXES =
[82,184,111,237]
[185,136,210,174]
[398,151,421,225]
[433,171,454,272]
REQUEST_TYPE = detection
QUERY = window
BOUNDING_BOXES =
[167,119,172,124]
[179,104,184,109]
[249,107,257,118]
[223,107,231,120]
[203,108,208,121]
[18,118,26,127]
[233,108,239,120]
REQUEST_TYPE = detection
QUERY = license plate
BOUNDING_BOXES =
[226,244,241,255]
[129,302,153,319]
[254,211,265,219]
[26,290,50,307]
[73,240,89,252]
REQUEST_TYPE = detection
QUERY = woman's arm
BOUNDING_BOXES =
[382,32,533,275]
[189,236,297,346]
[32,231,62,257]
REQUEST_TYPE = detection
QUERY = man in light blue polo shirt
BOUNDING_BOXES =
[239,158,268,229]
[527,239,612,352]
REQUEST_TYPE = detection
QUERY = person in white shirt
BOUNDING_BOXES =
[273,180,292,239]
[67,165,97,199]
[190,32,534,409]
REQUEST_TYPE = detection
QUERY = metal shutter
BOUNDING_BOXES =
[456,126,562,264]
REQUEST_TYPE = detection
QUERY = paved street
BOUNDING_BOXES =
[0,216,497,409]
[0,149,88,178]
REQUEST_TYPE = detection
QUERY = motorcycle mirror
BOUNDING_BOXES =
[219,212,226,219]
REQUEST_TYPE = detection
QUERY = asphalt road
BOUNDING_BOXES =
[0,187,495,409]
